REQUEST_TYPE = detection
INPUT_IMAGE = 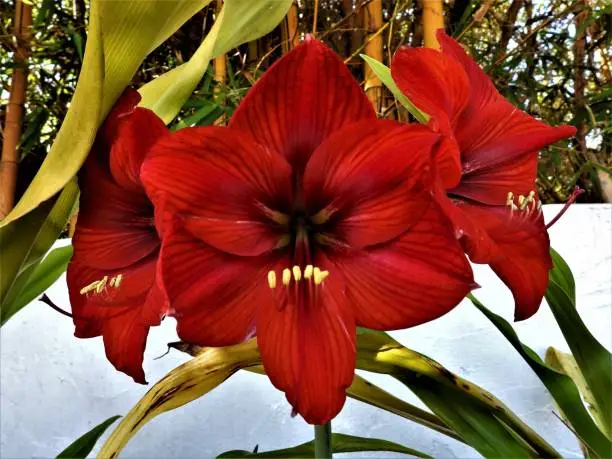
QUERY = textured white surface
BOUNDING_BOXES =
[1,204,610,459]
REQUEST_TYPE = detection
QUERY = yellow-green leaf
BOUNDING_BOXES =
[360,55,429,124]
[1,0,212,227]
[138,0,293,124]
[98,340,261,458]
[1,245,73,325]
[168,341,461,443]
[355,329,559,458]
[1,181,78,323]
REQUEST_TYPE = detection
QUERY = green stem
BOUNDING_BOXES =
[314,422,332,458]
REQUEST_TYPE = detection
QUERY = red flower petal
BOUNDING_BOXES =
[330,199,475,330]
[434,30,576,173]
[67,258,162,383]
[303,121,439,248]
[109,107,169,192]
[100,89,142,142]
[229,38,376,172]
[455,99,577,175]
[257,261,356,424]
[391,46,469,135]
[455,200,552,320]
[160,223,268,345]
[102,310,150,384]
[450,151,538,205]
[73,154,158,270]
[141,127,292,256]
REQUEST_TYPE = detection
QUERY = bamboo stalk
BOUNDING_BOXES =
[421,0,444,49]
[1,0,32,219]
[213,0,226,126]
[281,1,299,54]
[362,0,383,111]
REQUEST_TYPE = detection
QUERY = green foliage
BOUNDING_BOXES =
[216,433,432,458]
[546,249,612,439]
[1,244,73,326]
[0,181,77,325]
[468,293,612,457]
[355,329,559,458]
[56,415,121,459]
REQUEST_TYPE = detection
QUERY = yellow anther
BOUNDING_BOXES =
[519,194,531,211]
[94,276,108,294]
[267,270,277,289]
[313,268,329,285]
[292,265,302,282]
[282,268,292,286]
[79,281,100,295]
[528,190,535,199]
[304,265,314,279]
[506,192,514,205]
[113,274,123,288]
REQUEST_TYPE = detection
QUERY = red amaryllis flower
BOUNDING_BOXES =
[391,30,577,320]
[67,90,169,383]
[141,39,475,424]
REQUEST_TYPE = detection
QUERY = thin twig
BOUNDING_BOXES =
[344,21,389,64]
[488,7,574,70]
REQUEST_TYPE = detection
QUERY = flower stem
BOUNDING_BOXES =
[314,422,332,458]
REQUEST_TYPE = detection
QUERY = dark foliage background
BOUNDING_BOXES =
[1,0,610,204]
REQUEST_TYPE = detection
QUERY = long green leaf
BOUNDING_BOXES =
[1,245,73,325]
[57,415,121,459]
[98,340,261,458]
[468,294,611,457]
[359,55,429,123]
[1,0,212,227]
[138,0,293,123]
[216,433,432,458]
[1,181,77,321]
[546,347,606,446]
[546,249,612,438]
[355,329,559,458]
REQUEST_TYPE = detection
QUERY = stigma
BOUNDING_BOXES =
[80,274,123,296]
[267,265,329,289]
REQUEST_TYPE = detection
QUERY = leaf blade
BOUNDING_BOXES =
[355,330,559,458]
[545,249,612,438]
[138,0,293,124]
[359,55,429,123]
[1,245,73,325]
[98,340,261,458]
[216,433,432,458]
[56,415,121,459]
[468,294,611,457]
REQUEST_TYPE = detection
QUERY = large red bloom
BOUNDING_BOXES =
[141,39,475,424]
[67,90,169,383]
[391,30,577,320]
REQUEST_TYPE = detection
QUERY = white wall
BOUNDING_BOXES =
[1,204,610,458]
